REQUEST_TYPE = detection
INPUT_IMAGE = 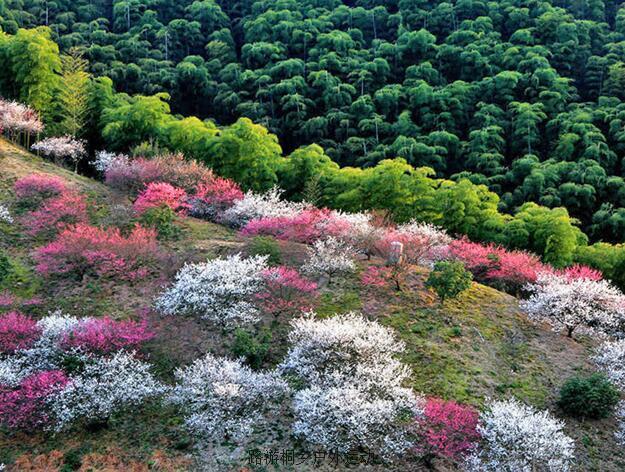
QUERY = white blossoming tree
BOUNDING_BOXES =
[0,99,44,146]
[221,187,306,228]
[156,254,268,327]
[301,237,357,283]
[615,401,625,446]
[594,340,625,390]
[335,211,386,259]
[49,351,165,431]
[91,150,129,173]
[281,312,422,458]
[465,398,575,472]
[31,136,87,172]
[520,272,624,338]
[0,204,12,224]
[170,353,288,443]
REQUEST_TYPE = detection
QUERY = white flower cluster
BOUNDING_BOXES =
[301,237,357,281]
[91,150,129,173]
[0,312,82,385]
[521,272,625,337]
[31,136,86,166]
[594,340,625,390]
[0,99,44,135]
[0,204,12,224]
[335,211,386,258]
[282,312,421,458]
[156,254,268,327]
[465,398,575,472]
[615,401,625,446]
[170,353,288,442]
[221,187,307,228]
[49,351,165,431]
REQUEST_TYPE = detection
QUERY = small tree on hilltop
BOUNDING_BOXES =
[426,261,473,304]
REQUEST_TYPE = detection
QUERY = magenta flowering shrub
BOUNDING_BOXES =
[361,266,394,288]
[133,182,190,216]
[448,239,547,295]
[415,398,480,463]
[14,174,67,210]
[257,266,318,317]
[241,208,352,244]
[190,176,244,220]
[22,191,89,237]
[35,223,160,281]
[0,370,69,430]
[61,316,154,354]
[0,311,41,354]
[559,264,603,281]
[105,153,214,194]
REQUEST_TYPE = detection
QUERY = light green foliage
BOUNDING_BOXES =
[426,261,473,303]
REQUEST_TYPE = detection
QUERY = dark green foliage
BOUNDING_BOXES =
[0,249,10,283]
[232,328,272,370]
[425,261,473,303]
[558,373,620,419]
[141,206,180,240]
[246,236,282,265]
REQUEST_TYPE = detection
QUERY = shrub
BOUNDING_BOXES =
[221,188,306,228]
[0,311,41,354]
[426,261,473,303]
[190,177,244,220]
[35,223,160,281]
[448,239,546,294]
[140,206,180,240]
[246,236,282,265]
[466,398,575,472]
[22,191,89,237]
[256,266,318,317]
[0,370,69,430]
[60,317,154,355]
[232,328,272,369]
[0,250,11,284]
[301,237,357,283]
[415,398,480,463]
[170,353,288,443]
[156,254,268,327]
[558,373,619,419]
[105,153,213,194]
[132,182,189,216]
[14,174,67,210]
[50,351,165,431]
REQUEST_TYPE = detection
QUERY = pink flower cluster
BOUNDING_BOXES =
[133,182,190,216]
[558,264,603,282]
[415,398,480,462]
[191,177,244,219]
[242,208,352,244]
[448,239,546,294]
[14,174,67,209]
[0,311,41,354]
[0,370,69,430]
[256,266,318,317]
[61,316,154,354]
[22,191,88,237]
[105,153,214,194]
[35,223,160,281]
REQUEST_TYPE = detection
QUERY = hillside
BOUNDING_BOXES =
[1,139,624,470]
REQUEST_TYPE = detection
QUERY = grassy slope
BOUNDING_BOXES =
[0,138,623,471]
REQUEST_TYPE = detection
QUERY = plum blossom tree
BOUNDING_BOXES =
[256,266,318,317]
[170,353,288,444]
[190,177,244,221]
[301,237,357,283]
[91,150,129,174]
[594,340,625,390]
[521,272,625,338]
[49,351,165,431]
[221,187,306,228]
[0,204,13,224]
[0,99,44,146]
[132,182,190,216]
[282,312,422,458]
[31,136,87,172]
[21,191,89,237]
[156,254,269,327]
[338,211,386,259]
[14,174,67,210]
[615,401,625,445]
[465,398,575,472]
